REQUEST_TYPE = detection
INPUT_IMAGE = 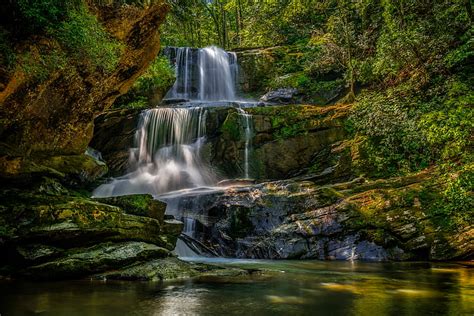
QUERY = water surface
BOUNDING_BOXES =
[1,260,472,315]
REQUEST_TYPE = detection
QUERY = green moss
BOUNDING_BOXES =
[221,111,242,141]
[95,194,166,221]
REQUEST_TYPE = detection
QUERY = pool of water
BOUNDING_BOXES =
[0,260,472,315]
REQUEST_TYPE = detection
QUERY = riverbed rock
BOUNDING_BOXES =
[25,241,169,280]
[168,171,473,261]
[0,179,186,280]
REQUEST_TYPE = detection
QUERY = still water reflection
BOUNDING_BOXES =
[0,260,472,315]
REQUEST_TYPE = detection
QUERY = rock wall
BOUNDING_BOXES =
[170,173,473,261]
[209,104,350,180]
[92,104,351,181]
[0,1,168,181]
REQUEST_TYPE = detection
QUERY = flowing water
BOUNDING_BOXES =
[237,108,253,179]
[1,261,472,315]
[94,46,252,198]
[93,107,215,197]
[164,46,238,101]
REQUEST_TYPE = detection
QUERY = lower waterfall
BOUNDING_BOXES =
[93,107,216,197]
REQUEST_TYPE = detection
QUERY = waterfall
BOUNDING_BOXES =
[93,45,256,258]
[93,107,216,197]
[164,46,238,101]
[237,108,253,179]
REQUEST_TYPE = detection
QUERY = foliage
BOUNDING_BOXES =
[1,0,122,76]
[0,28,15,69]
[17,0,81,31]
[349,89,432,176]
[420,77,474,161]
[113,56,175,108]
[53,6,122,73]
[19,49,67,81]
[133,56,175,99]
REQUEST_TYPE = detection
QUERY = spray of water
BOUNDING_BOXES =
[164,46,238,101]
[93,107,215,197]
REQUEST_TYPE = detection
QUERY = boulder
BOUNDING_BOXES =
[260,88,299,104]
[24,242,169,280]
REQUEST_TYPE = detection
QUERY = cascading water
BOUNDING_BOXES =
[164,46,238,101]
[237,108,253,179]
[94,45,255,258]
[93,107,215,197]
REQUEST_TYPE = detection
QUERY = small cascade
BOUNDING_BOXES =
[93,107,216,197]
[237,108,253,179]
[183,217,196,237]
[164,46,239,101]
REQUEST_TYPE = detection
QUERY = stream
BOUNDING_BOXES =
[1,260,472,315]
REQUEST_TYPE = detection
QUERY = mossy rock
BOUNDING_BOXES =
[24,241,169,280]
[95,194,166,223]
[0,154,107,185]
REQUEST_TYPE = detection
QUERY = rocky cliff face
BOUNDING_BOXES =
[0,2,216,281]
[169,172,473,261]
[91,104,351,181]
[0,1,168,181]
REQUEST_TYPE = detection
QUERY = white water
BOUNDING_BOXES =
[164,46,238,101]
[93,107,216,197]
[237,108,253,179]
[93,46,255,257]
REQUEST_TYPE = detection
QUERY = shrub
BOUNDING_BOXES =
[349,90,432,176]
[17,0,81,31]
[53,6,122,73]
[113,55,175,108]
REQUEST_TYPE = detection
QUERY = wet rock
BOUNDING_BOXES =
[169,173,473,261]
[90,108,142,176]
[24,242,169,280]
[16,244,64,263]
[95,194,166,223]
[95,256,255,281]
[95,257,196,281]
[260,88,299,104]
[0,182,186,280]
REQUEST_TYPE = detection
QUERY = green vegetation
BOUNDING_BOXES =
[0,0,123,80]
[54,6,123,72]
[113,56,175,109]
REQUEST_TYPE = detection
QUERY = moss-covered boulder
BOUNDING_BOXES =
[24,241,169,280]
[95,194,167,223]
[0,180,187,280]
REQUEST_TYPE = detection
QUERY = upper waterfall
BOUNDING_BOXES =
[164,46,239,101]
